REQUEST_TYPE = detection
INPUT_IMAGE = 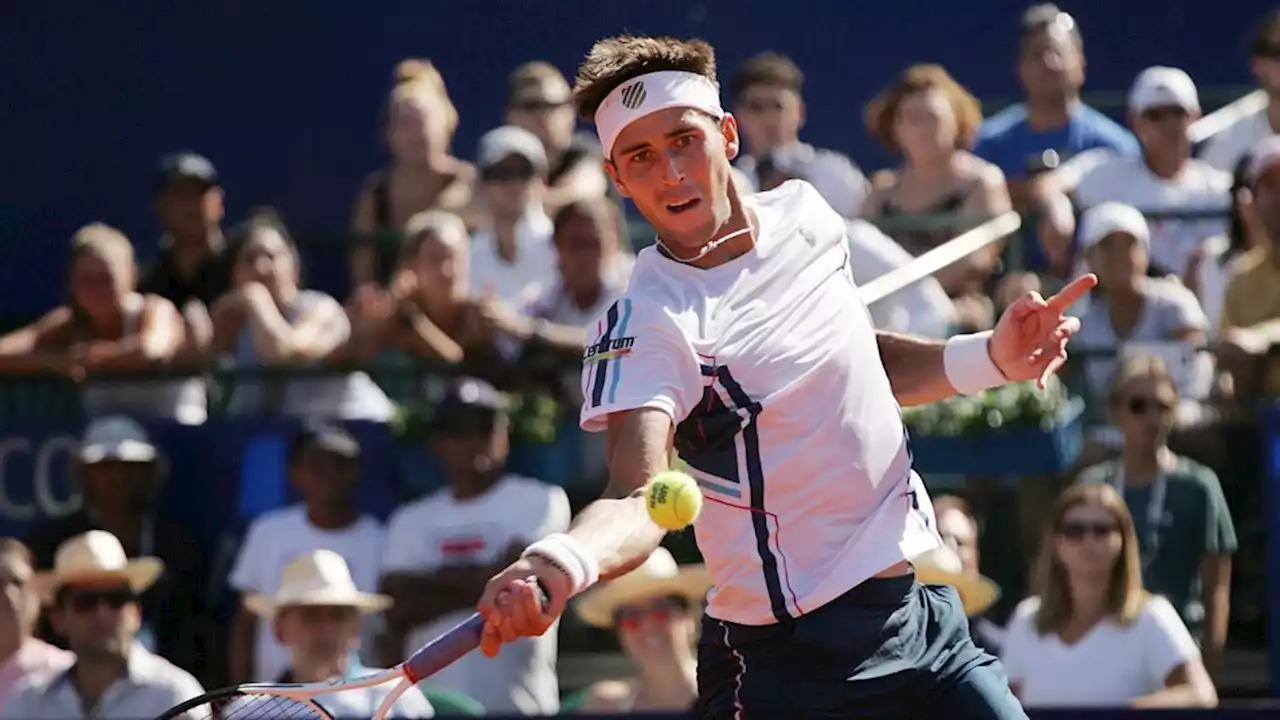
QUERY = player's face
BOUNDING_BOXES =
[1018,26,1084,98]
[1085,232,1145,291]
[1054,502,1123,580]
[615,595,692,665]
[1131,105,1194,159]
[734,85,803,155]
[606,108,740,250]
[893,89,957,163]
[1112,375,1176,448]
[277,605,360,676]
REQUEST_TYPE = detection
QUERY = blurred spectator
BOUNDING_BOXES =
[470,126,558,302]
[1199,156,1265,337]
[210,210,392,421]
[27,416,208,679]
[240,550,432,718]
[1,531,204,719]
[0,224,205,424]
[730,52,868,217]
[861,64,1012,331]
[1199,10,1280,172]
[1069,203,1209,411]
[928,495,1004,653]
[351,60,474,290]
[0,540,71,708]
[1033,67,1232,289]
[227,421,386,683]
[974,5,1137,266]
[381,377,569,715]
[571,549,708,714]
[1078,356,1236,675]
[1219,135,1280,397]
[138,151,232,351]
[505,61,609,214]
[999,484,1216,708]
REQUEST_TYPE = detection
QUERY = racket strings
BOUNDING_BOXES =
[193,693,332,720]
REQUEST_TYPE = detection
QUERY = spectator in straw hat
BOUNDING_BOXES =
[242,550,432,718]
[571,548,710,714]
[0,530,204,719]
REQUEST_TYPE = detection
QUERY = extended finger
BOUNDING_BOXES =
[1045,274,1098,313]
[1038,351,1069,390]
[480,621,502,658]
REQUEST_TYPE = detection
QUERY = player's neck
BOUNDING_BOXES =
[659,190,757,270]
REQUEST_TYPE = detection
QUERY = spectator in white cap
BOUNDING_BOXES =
[27,416,209,680]
[1220,134,1280,398]
[469,125,558,303]
[1069,202,1209,421]
[569,548,709,714]
[1033,67,1232,290]
[241,550,432,718]
[0,530,204,720]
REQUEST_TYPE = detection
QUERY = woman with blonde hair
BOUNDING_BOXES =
[350,59,475,291]
[999,483,1217,708]
[861,64,1011,330]
[0,224,203,423]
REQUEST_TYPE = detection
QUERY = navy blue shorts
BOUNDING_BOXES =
[694,573,1027,719]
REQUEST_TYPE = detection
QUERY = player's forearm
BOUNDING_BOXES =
[567,491,667,582]
[876,332,954,407]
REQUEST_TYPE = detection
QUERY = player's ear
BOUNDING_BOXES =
[603,160,632,199]
[721,113,741,161]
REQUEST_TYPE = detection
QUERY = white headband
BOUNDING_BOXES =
[594,71,725,158]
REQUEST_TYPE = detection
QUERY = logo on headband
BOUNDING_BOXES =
[619,82,647,110]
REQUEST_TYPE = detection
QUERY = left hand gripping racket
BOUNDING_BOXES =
[156,585,546,720]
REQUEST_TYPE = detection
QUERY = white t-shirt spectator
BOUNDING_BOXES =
[1066,151,1232,280]
[382,476,570,716]
[229,506,387,681]
[1199,107,1272,172]
[845,220,954,339]
[1000,595,1200,708]
[469,208,558,302]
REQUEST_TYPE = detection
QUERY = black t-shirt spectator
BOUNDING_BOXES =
[138,244,233,309]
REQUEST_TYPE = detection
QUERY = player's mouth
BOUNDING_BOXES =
[666,198,701,214]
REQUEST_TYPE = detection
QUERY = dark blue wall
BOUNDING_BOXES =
[1,0,1270,315]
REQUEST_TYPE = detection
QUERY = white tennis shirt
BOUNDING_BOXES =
[580,180,941,626]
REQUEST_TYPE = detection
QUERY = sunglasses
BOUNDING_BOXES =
[1059,521,1119,541]
[614,596,687,631]
[511,98,569,113]
[739,99,784,114]
[1140,106,1189,123]
[1255,46,1280,60]
[1124,395,1173,416]
[481,166,536,184]
[63,587,135,614]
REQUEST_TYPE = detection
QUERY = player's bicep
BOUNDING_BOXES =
[602,408,674,499]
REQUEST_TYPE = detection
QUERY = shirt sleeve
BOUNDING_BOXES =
[997,598,1040,684]
[1142,595,1201,687]
[1161,283,1210,333]
[226,519,265,594]
[580,297,702,433]
[1197,468,1238,555]
[1063,149,1120,206]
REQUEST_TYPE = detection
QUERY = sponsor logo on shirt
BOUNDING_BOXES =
[583,336,635,363]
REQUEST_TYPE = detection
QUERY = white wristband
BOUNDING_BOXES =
[522,534,601,597]
[943,331,1008,395]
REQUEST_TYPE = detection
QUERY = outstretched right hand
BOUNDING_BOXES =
[476,555,573,658]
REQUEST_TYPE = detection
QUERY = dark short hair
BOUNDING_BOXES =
[1019,4,1083,51]
[1250,8,1280,56]
[731,52,804,100]
[507,61,568,106]
[572,35,718,123]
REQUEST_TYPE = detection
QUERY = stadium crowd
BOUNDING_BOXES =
[0,3,1277,716]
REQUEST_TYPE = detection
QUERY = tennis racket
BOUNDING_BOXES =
[156,584,545,720]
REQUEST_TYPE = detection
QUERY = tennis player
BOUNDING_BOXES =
[478,35,1095,718]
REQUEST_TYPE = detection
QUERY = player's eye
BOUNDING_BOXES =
[672,134,697,150]
[629,149,655,165]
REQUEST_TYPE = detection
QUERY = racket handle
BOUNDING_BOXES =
[401,580,549,683]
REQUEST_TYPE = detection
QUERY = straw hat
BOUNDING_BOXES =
[244,550,392,617]
[34,530,164,604]
[575,548,712,629]
[911,544,1001,617]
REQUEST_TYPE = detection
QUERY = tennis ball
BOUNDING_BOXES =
[644,471,703,530]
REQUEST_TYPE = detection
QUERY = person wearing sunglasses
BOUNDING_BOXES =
[1077,355,1237,677]
[998,483,1216,708]
[0,531,204,719]
[569,548,709,714]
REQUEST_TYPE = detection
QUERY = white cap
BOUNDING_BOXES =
[1078,202,1150,252]
[1128,66,1200,114]
[1247,135,1280,186]
[477,125,548,174]
[79,416,156,464]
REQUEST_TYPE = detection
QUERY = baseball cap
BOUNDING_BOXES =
[476,126,548,174]
[1078,202,1150,252]
[79,416,157,464]
[430,377,506,434]
[1127,67,1200,114]
[290,420,361,461]
[154,151,219,192]
[1247,135,1280,186]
